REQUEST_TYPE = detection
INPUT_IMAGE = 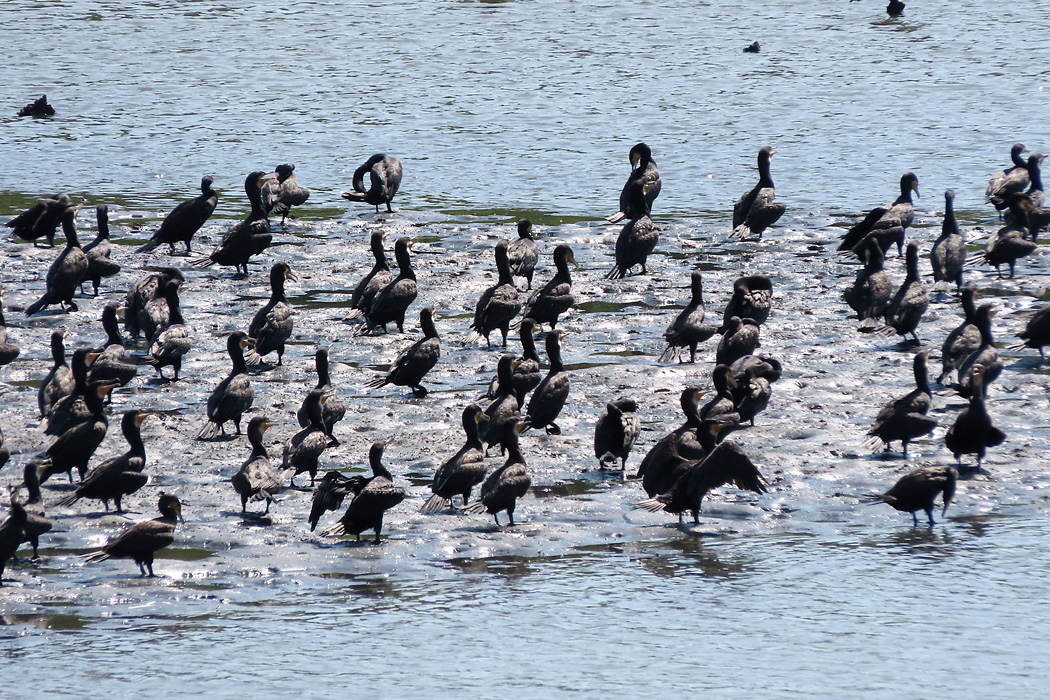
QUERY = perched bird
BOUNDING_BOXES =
[594,397,641,473]
[308,471,362,532]
[970,193,1037,278]
[872,467,959,527]
[88,304,138,390]
[233,416,287,513]
[465,421,531,526]
[122,267,184,339]
[884,243,929,344]
[297,347,347,444]
[421,404,489,513]
[938,285,980,383]
[699,364,741,427]
[467,241,519,346]
[246,262,295,365]
[524,330,569,435]
[44,348,99,436]
[25,207,88,315]
[19,462,52,558]
[636,389,716,498]
[363,237,417,334]
[606,142,661,223]
[366,307,440,396]
[147,280,192,380]
[607,180,658,279]
[986,143,1029,212]
[0,291,20,366]
[661,271,717,363]
[844,238,892,330]
[84,493,183,577]
[347,232,392,320]
[81,204,121,296]
[715,316,760,366]
[38,330,73,418]
[485,318,542,405]
[284,390,331,487]
[1011,304,1050,358]
[865,351,936,456]
[480,354,521,450]
[56,411,150,513]
[261,163,309,225]
[720,275,773,330]
[956,304,1003,398]
[138,175,217,254]
[839,172,919,258]
[0,493,28,586]
[193,171,274,275]
[322,442,406,543]
[930,190,965,289]
[522,244,575,330]
[944,365,1005,467]
[507,219,539,289]
[198,332,254,439]
[732,146,786,238]
[5,193,72,247]
[39,381,115,484]
[342,154,403,212]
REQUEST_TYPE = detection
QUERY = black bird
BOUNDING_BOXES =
[308,471,362,532]
[1011,304,1050,358]
[421,404,489,513]
[198,332,254,439]
[6,193,72,247]
[481,354,521,451]
[986,143,1029,212]
[661,271,717,363]
[122,267,185,339]
[956,304,1003,398]
[297,347,347,444]
[524,330,569,435]
[39,381,115,484]
[743,41,760,53]
[608,180,659,279]
[17,95,55,118]
[699,364,742,428]
[261,163,309,225]
[467,241,519,346]
[88,304,138,390]
[720,275,773,330]
[465,421,531,526]
[938,285,980,383]
[0,493,28,586]
[970,193,1037,278]
[0,291,20,366]
[366,307,440,396]
[25,207,88,315]
[38,330,73,417]
[1016,154,1048,237]
[731,360,777,427]
[193,171,274,275]
[138,175,218,254]
[44,348,99,436]
[865,351,936,456]
[56,410,150,513]
[84,493,183,577]
[484,318,542,406]
[606,142,661,223]
[342,154,403,212]
[247,262,295,365]
[363,237,417,334]
[507,219,539,289]
[347,232,392,321]
[284,389,332,487]
[322,442,406,543]
[872,467,960,527]
[944,365,1005,468]
[844,238,892,330]
[233,416,287,513]
[147,280,192,380]
[20,462,52,558]
[884,242,928,344]
[594,397,640,473]
[886,0,905,17]
[82,204,120,296]
[522,244,575,330]
[839,172,919,258]
[931,190,965,289]
[715,316,760,366]
[732,146,786,238]
[637,391,719,498]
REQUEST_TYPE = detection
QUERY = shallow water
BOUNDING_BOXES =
[2,1,1050,697]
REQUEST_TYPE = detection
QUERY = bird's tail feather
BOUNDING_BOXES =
[421,494,450,515]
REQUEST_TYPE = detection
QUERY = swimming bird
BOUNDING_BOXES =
[84,493,183,577]
[56,410,150,513]
[5,193,72,247]
[507,219,539,289]
[347,232,392,320]
[0,291,20,366]
[0,493,27,585]
[661,271,718,363]
[608,180,658,279]
[715,316,760,366]
[17,95,55,118]
[198,332,254,439]
[886,0,905,17]
[297,347,347,444]
[421,404,489,513]
[138,175,218,254]
[261,163,309,225]
[720,275,773,330]
[465,421,531,526]
[844,238,892,330]
[81,204,120,296]
[467,241,519,346]
[193,171,274,275]
[284,389,332,487]
[872,466,959,527]
[884,242,928,344]
[322,442,406,543]
[481,354,521,451]
[363,237,417,334]
[865,351,936,456]
[636,390,717,497]
[25,207,88,315]
[122,267,185,339]
[956,304,1003,398]
[522,244,575,330]
[88,304,138,390]
[1010,304,1050,358]
[524,330,569,435]
[970,193,1037,278]
[594,397,640,473]
[39,381,115,484]
[366,307,440,396]
[19,462,52,558]
[944,365,1004,468]
[44,348,99,436]
[839,172,919,258]
[606,142,661,223]
[147,280,192,380]
[938,285,980,383]
[342,154,403,212]
[233,416,287,513]
[38,331,73,418]
[986,143,1029,212]
[308,471,362,532]
[246,262,295,365]
[732,146,786,238]
[931,190,965,289]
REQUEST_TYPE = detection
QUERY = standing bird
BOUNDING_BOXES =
[839,172,919,258]
[363,237,417,334]
[421,404,489,513]
[594,397,641,473]
[715,317,760,366]
[1011,304,1050,358]
[0,494,28,585]
[366,307,440,396]
[700,364,742,427]
[246,262,295,365]
[20,462,52,558]
[865,351,936,456]
[466,421,531,526]
[931,190,966,289]
[88,304,138,390]
[25,207,89,315]
[82,204,121,296]
[122,267,184,339]
[467,241,519,346]
[522,244,576,330]
[322,442,406,543]
[308,471,362,532]
[970,193,1037,278]
[732,362,777,427]
[297,347,347,444]
[84,493,183,577]
[193,171,274,275]
[284,390,332,487]
[39,381,115,484]
[720,275,774,330]
[198,332,254,439]
[56,411,150,513]
[986,143,1029,212]
[732,146,786,238]
[944,366,1005,468]
[637,390,716,498]
[147,280,192,380]
[485,318,542,406]
[524,330,570,435]
[0,292,20,366]
[938,285,980,383]
[507,219,539,289]
[1016,154,1048,237]
[872,466,958,527]
[606,142,661,223]
[138,175,217,254]
[6,193,72,247]
[480,354,521,451]
[342,154,403,212]
[844,238,892,330]
[233,416,286,513]
[884,243,929,344]
[608,180,659,279]
[44,348,99,436]
[347,232,392,320]
[38,330,73,417]
[956,304,1003,398]
[661,271,718,363]
[261,163,309,225]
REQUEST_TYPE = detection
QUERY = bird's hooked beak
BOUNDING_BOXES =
[285,266,297,282]
[135,412,149,427]
[259,172,278,188]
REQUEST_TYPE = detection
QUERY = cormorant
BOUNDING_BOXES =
[715,316,760,366]
[699,364,742,427]
[88,304,138,390]
[637,390,718,498]
[308,471,362,532]
[608,180,658,279]
[1011,304,1050,358]
[138,176,217,254]
[507,219,539,289]
[421,404,489,513]
[122,267,184,339]
[986,143,1029,212]
[233,416,287,513]
[480,354,521,451]
[938,285,980,383]
[17,95,54,118]
[38,330,73,417]
[522,244,575,330]
[365,307,440,396]
[193,171,274,275]
[297,347,347,444]
[594,397,640,473]
[322,442,406,543]
[347,232,392,320]
[606,142,661,223]
[342,154,403,212]
[246,262,295,365]
[284,389,331,487]
[720,275,773,330]
[84,493,183,577]
[865,351,936,456]
[970,193,1037,278]
[944,365,1005,468]
[39,381,115,484]
[0,291,20,365]
[872,466,959,527]
[956,304,1003,398]
[81,204,120,296]
[261,163,309,225]
[931,190,965,289]
[839,172,919,258]
[198,332,254,439]
[465,421,531,526]
[44,348,99,436]
[523,330,569,435]
[147,280,192,380]
[0,493,27,585]
[844,238,892,331]
[20,462,52,557]
[25,207,88,315]
[732,146,786,238]
[5,193,72,247]
[884,242,928,344]
[467,241,519,346]
[484,318,542,405]
[661,271,717,363]
[56,411,149,512]
[362,237,417,334]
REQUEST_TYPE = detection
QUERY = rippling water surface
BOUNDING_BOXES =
[2,1,1050,697]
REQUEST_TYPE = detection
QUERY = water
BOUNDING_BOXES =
[2,1,1050,697]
